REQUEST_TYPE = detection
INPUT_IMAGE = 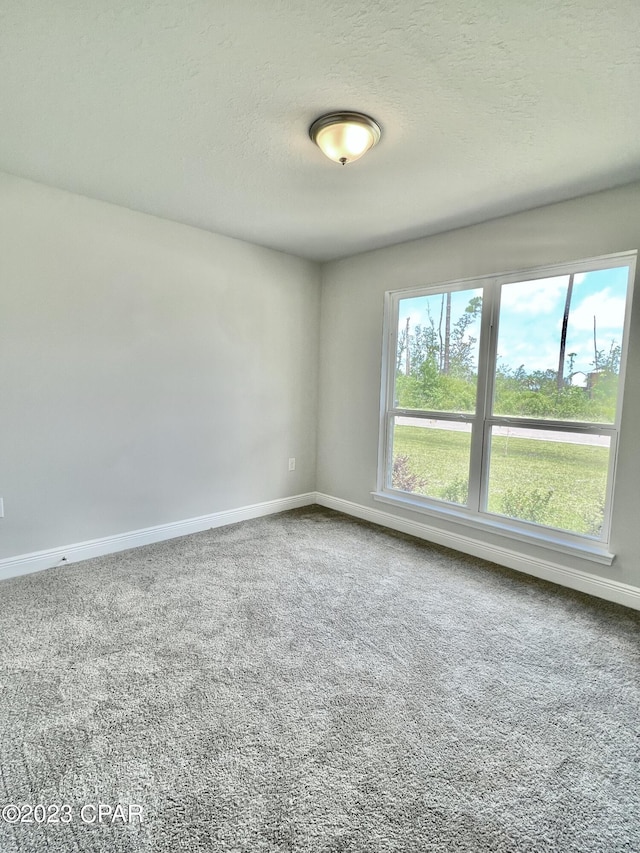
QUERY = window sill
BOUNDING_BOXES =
[371,490,615,566]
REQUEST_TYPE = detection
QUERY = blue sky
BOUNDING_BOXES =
[398,265,629,379]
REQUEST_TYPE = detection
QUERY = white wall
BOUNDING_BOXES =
[317,182,640,590]
[3,171,640,600]
[0,173,320,559]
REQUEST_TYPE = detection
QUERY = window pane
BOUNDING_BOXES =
[391,417,471,505]
[395,288,482,414]
[486,426,611,536]
[493,267,629,423]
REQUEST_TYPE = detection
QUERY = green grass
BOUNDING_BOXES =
[393,425,609,536]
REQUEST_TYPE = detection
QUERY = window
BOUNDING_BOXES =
[376,253,636,561]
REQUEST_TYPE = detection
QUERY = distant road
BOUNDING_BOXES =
[396,417,609,446]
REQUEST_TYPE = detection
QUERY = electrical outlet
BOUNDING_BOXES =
[0,498,4,517]
[288,458,296,472]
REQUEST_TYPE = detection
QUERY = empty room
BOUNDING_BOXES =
[1,2,639,851]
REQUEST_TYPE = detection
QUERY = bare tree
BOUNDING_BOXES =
[443,291,452,374]
[557,273,574,389]
[404,316,410,375]
[437,294,444,372]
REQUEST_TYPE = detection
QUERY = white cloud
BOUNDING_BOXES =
[497,340,560,372]
[570,289,626,331]
[500,275,569,314]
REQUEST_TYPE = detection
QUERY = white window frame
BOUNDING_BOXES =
[374,251,637,565]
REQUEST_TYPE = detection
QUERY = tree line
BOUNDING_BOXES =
[396,294,620,423]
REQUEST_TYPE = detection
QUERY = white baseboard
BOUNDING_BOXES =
[0,493,316,582]
[314,492,640,611]
[3,490,639,611]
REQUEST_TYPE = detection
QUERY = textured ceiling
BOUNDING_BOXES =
[2,1,640,261]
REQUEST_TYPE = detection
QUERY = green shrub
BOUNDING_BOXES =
[583,501,605,537]
[501,487,554,524]
[441,476,468,505]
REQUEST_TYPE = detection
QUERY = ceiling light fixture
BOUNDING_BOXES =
[309,111,381,165]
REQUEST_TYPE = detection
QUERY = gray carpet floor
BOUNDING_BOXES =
[0,506,638,853]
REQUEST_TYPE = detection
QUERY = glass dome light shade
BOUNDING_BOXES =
[309,112,381,165]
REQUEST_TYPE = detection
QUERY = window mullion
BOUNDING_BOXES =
[467,281,499,514]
